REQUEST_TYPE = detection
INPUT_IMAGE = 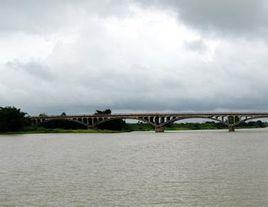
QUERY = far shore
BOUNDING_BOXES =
[0,126,267,135]
[0,128,120,135]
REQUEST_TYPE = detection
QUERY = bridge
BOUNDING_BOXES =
[30,112,268,132]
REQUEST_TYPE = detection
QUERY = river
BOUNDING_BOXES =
[0,129,267,206]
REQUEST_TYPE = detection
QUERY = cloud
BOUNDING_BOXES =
[137,0,268,37]
[0,0,131,34]
[0,1,268,114]
[6,60,53,80]
[184,39,208,53]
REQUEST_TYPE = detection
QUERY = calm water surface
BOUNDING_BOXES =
[0,129,267,206]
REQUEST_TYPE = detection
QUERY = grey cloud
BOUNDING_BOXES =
[1,1,268,114]
[0,0,130,34]
[137,0,268,37]
[184,40,208,52]
[6,36,268,115]
[2,0,267,37]
[6,60,53,81]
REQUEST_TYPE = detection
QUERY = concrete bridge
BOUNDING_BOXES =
[30,112,268,132]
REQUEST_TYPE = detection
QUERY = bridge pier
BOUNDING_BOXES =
[155,126,165,133]
[228,125,235,132]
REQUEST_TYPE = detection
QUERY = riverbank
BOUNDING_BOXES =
[0,126,267,135]
[0,128,122,135]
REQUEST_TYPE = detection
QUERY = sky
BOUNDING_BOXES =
[1,0,268,115]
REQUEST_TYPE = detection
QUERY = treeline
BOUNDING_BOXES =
[126,121,268,131]
[0,107,129,132]
[167,121,267,130]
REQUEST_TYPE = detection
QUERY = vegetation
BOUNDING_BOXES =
[0,126,118,134]
[97,119,129,131]
[126,121,268,131]
[0,106,29,132]
[95,109,111,115]
[95,109,129,131]
[127,122,154,131]
[38,113,48,117]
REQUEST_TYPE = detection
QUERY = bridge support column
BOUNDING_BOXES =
[155,126,165,133]
[228,125,235,132]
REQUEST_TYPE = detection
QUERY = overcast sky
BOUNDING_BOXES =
[1,0,268,115]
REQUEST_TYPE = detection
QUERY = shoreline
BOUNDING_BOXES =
[0,129,122,135]
[0,127,267,135]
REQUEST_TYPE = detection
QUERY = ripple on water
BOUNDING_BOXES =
[0,129,267,206]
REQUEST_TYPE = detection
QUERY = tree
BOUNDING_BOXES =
[39,113,48,117]
[97,119,128,131]
[94,109,127,130]
[256,120,265,128]
[95,109,112,115]
[0,106,28,132]
[61,112,66,116]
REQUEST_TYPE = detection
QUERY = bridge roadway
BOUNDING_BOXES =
[31,112,268,132]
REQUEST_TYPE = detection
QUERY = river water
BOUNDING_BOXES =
[0,129,267,207]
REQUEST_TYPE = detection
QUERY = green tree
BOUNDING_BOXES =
[94,109,127,130]
[228,116,240,124]
[95,109,112,115]
[39,113,48,117]
[97,119,128,131]
[0,106,28,132]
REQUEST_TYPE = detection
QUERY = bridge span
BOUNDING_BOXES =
[31,112,268,132]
